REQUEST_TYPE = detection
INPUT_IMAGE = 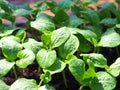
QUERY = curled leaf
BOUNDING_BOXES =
[16,49,35,68]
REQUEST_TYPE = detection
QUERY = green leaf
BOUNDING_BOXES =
[54,10,69,24]
[0,80,10,90]
[0,59,15,78]
[90,77,104,90]
[99,10,111,19]
[57,0,78,10]
[58,35,79,58]
[0,0,12,13]
[77,34,91,52]
[16,29,26,43]
[37,49,56,68]
[98,28,120,47]
[23,38,43,54]
[0,13,15,22]
[79,42,91,52]
[81,10,100,25]
[0,0,8,5]
[41,32,52,47]
[86,26,102,40]
[77,30,97,44]
[66,27,80,35]
[40,71,51,83]
[44,59,66,75]
[87,59,95,69]
[31,18,55,33]
[116,24,120,28]
[108,57,120,77]
[0,25,18,37]
[116,0,120,3]
[97,72,116,90]
[90,72,116,90]
[1,36,22,61]
[36,13,53,22]
[68,58,85,83]
[84,60,96,83]
[9,78,38,90]
[98,2,116,14]
[81,53,107,68]
[9,3,31,11]
[38,84,55,90]
[100,18,116,25]
[82,68,97,86]
[51,27,70,48]
[16,49,35,69]
[13,9,31,16]
[116,7,120,23]
[84,0,98,3]
[67,15,84,27]
[38,5,48,11]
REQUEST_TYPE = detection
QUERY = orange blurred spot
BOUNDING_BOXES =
[43,10,55,16]
[89,0,118,10]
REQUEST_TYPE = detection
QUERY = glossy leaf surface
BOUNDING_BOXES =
[10,78,38,90]
[31,18,55,33]
[0,59,15,78]
[69,58,85,83]
[23,38,43,54]
[1,36,22,61]
[37,49,56,68]
[44,59,66,74]
[58,35,79,58]
[51,27,70,48]
[16,49,35,68]
[108,58,120,77]
[81,53,107,68]
[97,72,116,90]
[0,80,10,90]
[38,84,55,90]
[98,28,120,47]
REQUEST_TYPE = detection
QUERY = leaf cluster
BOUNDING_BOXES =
[0,0,120,90]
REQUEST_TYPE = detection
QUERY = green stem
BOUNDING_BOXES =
[93,46,97,53]
[38,66,41,72]
[12,66,17,79]
[97,47,100,53]
[77,49,80,57]
[116,47,120,57]
[93,46,100,53]
[62,71,68,88]
[79,85,84,90]
[38,79,43,87]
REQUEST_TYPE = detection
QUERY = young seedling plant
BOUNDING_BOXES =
[0,0,120,90]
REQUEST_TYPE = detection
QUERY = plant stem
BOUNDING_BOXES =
[38,79,43,87]
[93,46,97,53]
[38,66,41,72]
[62,71,68,88]
[12,66,17,79]
[79,85,84,90]
[93,47,100,53]
[97,47,100,53]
